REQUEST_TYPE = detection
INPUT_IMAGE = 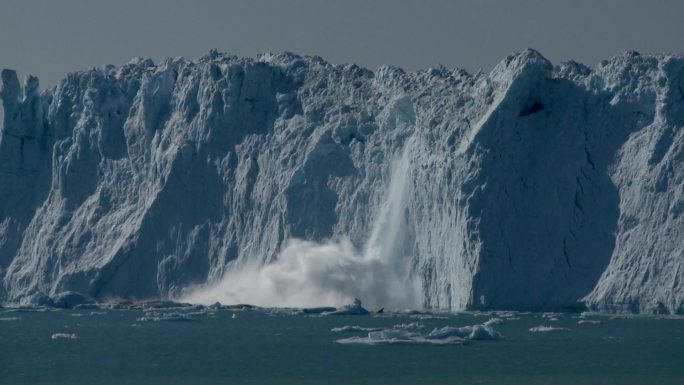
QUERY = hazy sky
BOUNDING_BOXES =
[1,0,683,89]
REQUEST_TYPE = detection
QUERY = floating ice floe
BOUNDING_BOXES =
[578,320,601,324]
[51,333,77,340]
[0,317,21,321]
[331,325,383,332]
[336,323,503,345]
[529,325,572,332]
[428,325,504,341]
[337,329,469,345]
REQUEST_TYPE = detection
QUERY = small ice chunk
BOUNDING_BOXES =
[331,325,383,332]
[0,317,21,321]
[578,320,601,324]
[51,333,77,340]
[467,325,505,340]
[137,311,195,322]
[323,298,370,316]
[90,312,107,316]
[484,318,504,326]
[392,322,424,331]
[529,325,571,332]
[494,311,519,318]
[369,329,419,342]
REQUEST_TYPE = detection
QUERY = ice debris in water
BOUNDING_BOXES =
[336,323,503,345]
[0,317,21,321]
[484,318,504,326]
[529,325,572,332]
[578,320,601,324]
[51,333,77,340]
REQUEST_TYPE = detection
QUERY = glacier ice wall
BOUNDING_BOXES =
[1,49,683,313]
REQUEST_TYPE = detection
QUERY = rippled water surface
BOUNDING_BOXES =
[1,308,683,384]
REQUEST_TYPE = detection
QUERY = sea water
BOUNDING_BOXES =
[1,308,683,385]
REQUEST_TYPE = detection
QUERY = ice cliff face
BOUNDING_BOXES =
[1,49,683,313]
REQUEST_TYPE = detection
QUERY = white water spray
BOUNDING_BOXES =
[181,139,421,310]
